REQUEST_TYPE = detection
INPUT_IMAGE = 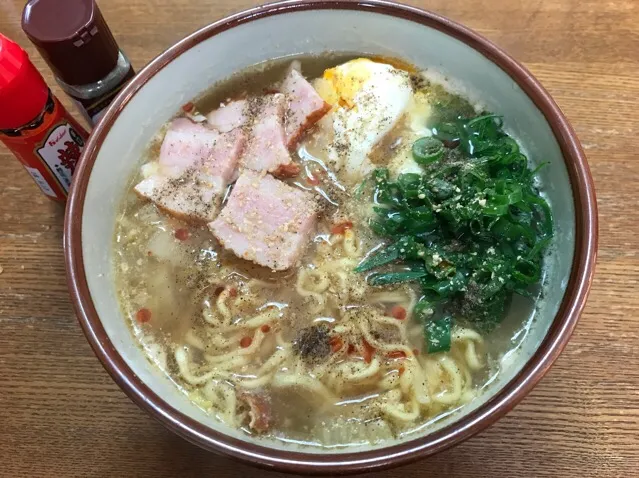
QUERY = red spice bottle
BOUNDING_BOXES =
[0,33,88,202]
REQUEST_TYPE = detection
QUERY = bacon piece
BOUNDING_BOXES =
[134,174,221,223]
[330,220,353,235]
[153,118,220,175]
[280,67,331,148]
[240,392,272,433]
[272,162,301,179]
[361,339,375,363]
[206,99,248,133]
[240,94,292,173]
[134,118,245,223]
[209,170,317,270]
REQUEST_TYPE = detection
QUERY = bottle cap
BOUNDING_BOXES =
[0,33,49,130]
[22,0,120,86]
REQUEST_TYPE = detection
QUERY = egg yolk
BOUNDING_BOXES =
[316,58,375,109]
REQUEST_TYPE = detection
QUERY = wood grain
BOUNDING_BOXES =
[0,0,636,476]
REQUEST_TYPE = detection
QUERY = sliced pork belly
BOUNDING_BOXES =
[209,170,317,270]
[240,94,292,173]
[135,172,222,223]
[135,118,245,223]
[206,99,248,133]
[155,118,220,176]
[281,68,331,148]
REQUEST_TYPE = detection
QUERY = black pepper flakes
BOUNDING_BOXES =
[292,324,331,363]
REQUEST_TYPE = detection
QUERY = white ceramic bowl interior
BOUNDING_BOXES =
[80,7,574,453]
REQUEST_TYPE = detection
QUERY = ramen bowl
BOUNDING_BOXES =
[64,0,597,474]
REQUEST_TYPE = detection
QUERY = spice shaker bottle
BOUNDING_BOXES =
[22,0,135,126]
[0,34,88,202]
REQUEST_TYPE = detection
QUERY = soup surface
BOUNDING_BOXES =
[113,55,553,448]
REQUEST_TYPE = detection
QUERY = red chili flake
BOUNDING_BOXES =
[413,348,419,356]
[387,350,407,359]
[362,339,375,363]
[330,220,353,235]
[261,324,271,333]
[240,336,252,348]
[307,174,321,186]
[398,365,406,376]
[389,305,407,321]
[147,251,152,256]
[263,87,280,95]
[174,228,190,241]
[347,343,356,354]
[307,167,326,186]
[329,336,343,353]
[135,308,152,323]
[181,101,194,112]
[228,287,238,298]
[214,285,225,296]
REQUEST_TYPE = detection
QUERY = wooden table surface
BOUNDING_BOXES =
[1,0,637,476]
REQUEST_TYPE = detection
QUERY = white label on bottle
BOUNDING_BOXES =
[24,166,57,197]
[35,123,84,193]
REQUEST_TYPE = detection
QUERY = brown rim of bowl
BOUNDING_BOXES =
[64,0,598,474]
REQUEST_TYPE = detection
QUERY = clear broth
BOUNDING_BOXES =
[113,55,544,448]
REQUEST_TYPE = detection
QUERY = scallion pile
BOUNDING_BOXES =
[356,114,553,353]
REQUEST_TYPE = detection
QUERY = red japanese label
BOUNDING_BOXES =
[35,122,85,193]
[0,92,88,202]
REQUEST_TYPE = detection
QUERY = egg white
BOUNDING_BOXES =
[312,59,415,183]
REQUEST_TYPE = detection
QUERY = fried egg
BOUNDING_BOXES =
[312,58,413,182]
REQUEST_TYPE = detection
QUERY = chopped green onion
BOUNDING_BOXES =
[357,111,553,353]
[354,243,400,273]
[412,137,444,164]
[425,316,452,353]
[354,178,367,198]
[368,271,427,286]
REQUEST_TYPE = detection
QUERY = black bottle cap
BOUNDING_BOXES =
[22,0,121,86]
